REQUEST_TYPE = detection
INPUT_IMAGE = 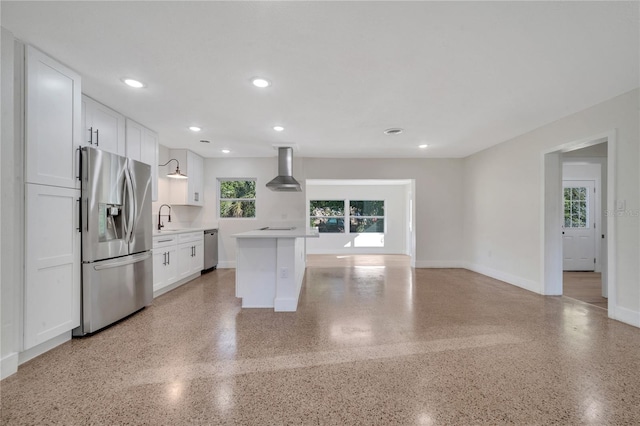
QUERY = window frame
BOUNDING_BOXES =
[218,178,257,219]
[308,199,386,234]
[563,186,589,229]
[349,200,385,233]
[309,200,346,233]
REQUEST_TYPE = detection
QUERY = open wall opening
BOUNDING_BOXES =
[305,179,415,264]
[543,133,614,314]
[561,143,608,309]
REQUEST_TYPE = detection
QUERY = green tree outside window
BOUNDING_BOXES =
[219,180,256,218]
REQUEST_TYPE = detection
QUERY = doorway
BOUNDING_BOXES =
[542,132,614,314]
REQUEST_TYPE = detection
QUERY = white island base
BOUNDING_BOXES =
[234,229,318,311]
[234,230,318,312]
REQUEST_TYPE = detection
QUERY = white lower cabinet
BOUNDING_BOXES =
[153,231,203,295]
[24,184,81,349]
[177,232,204,281]
[152,235,178,293]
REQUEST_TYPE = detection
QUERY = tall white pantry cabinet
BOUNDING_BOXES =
[21,46,160,352]
[23,46,81,349]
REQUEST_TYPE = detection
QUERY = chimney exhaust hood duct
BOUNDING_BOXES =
[266,147,302,192]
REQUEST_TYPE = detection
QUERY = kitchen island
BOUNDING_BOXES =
[233,228,319,311]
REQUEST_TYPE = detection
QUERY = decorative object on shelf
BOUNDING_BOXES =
[160,158,188,179]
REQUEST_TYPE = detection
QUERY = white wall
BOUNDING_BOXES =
[1,28,24,379]
[463,89,639,326]
[302,158,465,267]
[188,157,464,267]
[201,157,307,268]
[306,182,408,255]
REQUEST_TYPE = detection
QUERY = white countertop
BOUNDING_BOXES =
[233,228,319,239]
[152,227,211,237]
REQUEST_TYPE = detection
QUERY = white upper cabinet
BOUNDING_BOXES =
[168,149,204,206]
[126,119,159,201]
[81,95,125,156]
[126,119,143,161]
[186,150,204,206]
[25,46,81,189]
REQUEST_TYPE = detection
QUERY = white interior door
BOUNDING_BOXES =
[562,180,595,271]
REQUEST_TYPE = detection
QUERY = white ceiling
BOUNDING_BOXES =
[2,1,638,159]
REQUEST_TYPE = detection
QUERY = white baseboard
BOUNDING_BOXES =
[217,260,235,269]
[1,352,19,380]
[610,305,640,328]
[307,249,403,255]
[413,260,466,268]
[18,332,71,366]
[463,262,541,294]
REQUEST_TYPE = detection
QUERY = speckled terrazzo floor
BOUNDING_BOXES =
[2,255,640,425]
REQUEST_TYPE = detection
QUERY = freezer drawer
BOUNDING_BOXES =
[73,252,152,336]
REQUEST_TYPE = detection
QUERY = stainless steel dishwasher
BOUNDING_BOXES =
[203,229,218,272]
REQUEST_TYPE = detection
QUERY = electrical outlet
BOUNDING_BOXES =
[280,267,289,279]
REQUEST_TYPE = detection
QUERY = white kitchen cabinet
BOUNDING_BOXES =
[126,119,159,201]
[152,235,178,293]
[81,95,126,156]
[177,232,204,280]
[168,149,204,206]
[143,128,159,202]
[24,45,81,189]
[153,230,203,296]
[125,119,143,161]
[24,184,81,349]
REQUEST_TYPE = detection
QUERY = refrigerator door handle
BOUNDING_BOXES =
[92,252,152,270]
[124,167,135,244]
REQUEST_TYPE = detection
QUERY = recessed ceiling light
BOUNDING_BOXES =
[251,77,271,88]
[384,128,403,135]
[419,144,428,149]
[122,78,145,88]
[221,149,230,154]
[189,126,201,132]
[273,126,284,132]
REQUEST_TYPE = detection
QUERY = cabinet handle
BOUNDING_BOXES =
[88,127,93,145]
[95,128,99,146]
[157,239,172,243]
[167,251,170,265]
[76,146,82,180]
[76,198,81,232]
[163,252,167,265]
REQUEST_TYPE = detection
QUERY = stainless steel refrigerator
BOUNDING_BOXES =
[73,147,153,336]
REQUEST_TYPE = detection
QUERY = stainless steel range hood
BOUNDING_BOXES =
[266,147,302,192]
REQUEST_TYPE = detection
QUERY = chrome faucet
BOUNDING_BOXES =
[158,204,171,231]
